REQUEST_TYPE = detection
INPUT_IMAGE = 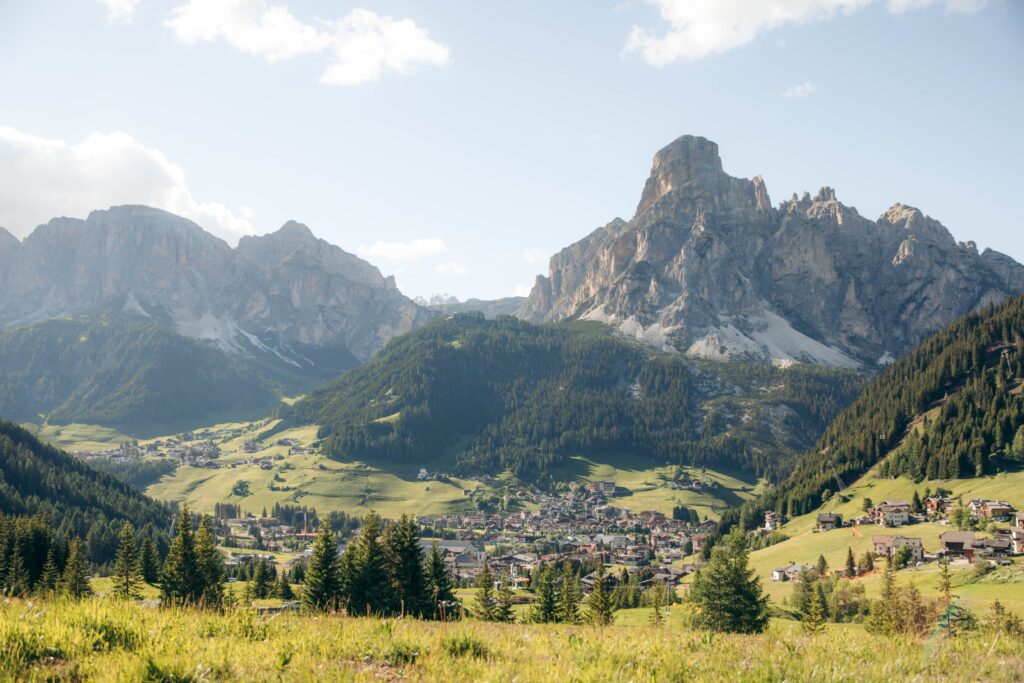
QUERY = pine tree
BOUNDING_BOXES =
[496,574,516,624]
[474,562,497,621]
[938,557,953,610]
[137,538,160,584]
[6,542,30,597]
[195,516,225,607]
[687,527,769,633]
[860,551,875,572]
[649,583,665,627]
[252,558,272,599]
[387,515,428,618]
[161,506,199,606]
[344,512,391,616]
[558,563,581,624]
[815,554,828,576]
[587,562,614,626]
[845,546,856,576]
[40,545,59,594]
[277,574,294,601]
[303,521,341,611]
[425,542,456,620]
[531,564,559,623]
[801,585,827,634]
[61,538,92,599]
[112,521,141,600]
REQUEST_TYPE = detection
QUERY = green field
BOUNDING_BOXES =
[550,453,765,521]
[22,422,135,452]
[2,598,1021,681]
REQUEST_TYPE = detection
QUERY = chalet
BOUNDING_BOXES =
[978,501,1016,522]
[764,511,785,531]
[1009,528,1024,555]
[872,501,910,527]
[939,531,977,559]
[925,497,954,515]
[817,513,842,531]
[971,537,1011,558]
[596,481,616,496]
[872,535,924,562]
[771,563,813,582]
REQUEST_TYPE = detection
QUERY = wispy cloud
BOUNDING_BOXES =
[0,124,254,243]
[435,261,467,276]
[783,81,816,98]
[98,0,141,22]
[166,0,450,85]
[356,238,447,262]
[625,0,990,65]
[522,248,548,265]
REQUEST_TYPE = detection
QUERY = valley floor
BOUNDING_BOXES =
[1,599,1021,682]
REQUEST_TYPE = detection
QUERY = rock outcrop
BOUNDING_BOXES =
[0,206,432,366]
[519,135,1024,367]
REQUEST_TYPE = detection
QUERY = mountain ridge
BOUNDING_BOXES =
[519,135,1024,368]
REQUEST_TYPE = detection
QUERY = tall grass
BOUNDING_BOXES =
[0,597,1020,681]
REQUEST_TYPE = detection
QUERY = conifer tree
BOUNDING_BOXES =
[112,521,141,600]
[801,585,827,634]
[687,527,768,633]
[161,506,199,605]
[252,558,272,600]
[475,562,497,621]
[558,563,581,624]
[649,583,665,627]
[137,538,160,584]
[6,542,30,597]
[845,546,856,576]
[277,574,294,601]
[61,538,92,599]
[303,521,340,611]
[496,573,516,623]
[344,512,391,616]
[425,542,456,620]
[40,545,59,594]
[531,564,559,623]
[587,562,614,626]
[387,515,427,617]
[815,554,828,576]
[938,557,953,610]
[195,516,225,607]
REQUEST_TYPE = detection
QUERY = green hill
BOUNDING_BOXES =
[741,295,1024,520]
[0,420,170,564]
[284,314,864,485]
[0,316,311,436]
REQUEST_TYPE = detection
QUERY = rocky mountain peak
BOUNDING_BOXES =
[520,134,1024,367]
[636,135,725,216]
[0,226,18,253]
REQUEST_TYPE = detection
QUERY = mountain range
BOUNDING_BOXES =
[520,135,1024,368]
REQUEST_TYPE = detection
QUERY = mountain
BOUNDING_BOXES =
[0,420,170,563]
[416,294,527,319]
[735,294,1024,523]
[519,135,1024,368]
[283,314,864,484]
[0,317,297,435]
[0,206,432,368]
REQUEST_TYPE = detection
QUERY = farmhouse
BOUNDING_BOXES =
[816,513,842,531]
[764,511,785,531]
[871,501,910,527]
[940,531,977,559]
[872,535,924,562]
[771,563,812,582]
[977,500,1016,522]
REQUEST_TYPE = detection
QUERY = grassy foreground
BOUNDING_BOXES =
[1,599,1022,682]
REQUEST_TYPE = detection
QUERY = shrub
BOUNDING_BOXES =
[442,632,490,659]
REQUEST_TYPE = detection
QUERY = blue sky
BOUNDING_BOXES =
[0,0,1021,300]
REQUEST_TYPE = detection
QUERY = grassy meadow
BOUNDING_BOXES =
[2,598,1022,682]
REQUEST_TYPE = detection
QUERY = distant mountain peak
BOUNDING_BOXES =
[520,134,1024,367]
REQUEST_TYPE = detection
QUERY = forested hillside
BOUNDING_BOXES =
[285,315,863,485]
[741,295,1024,521]
[0,420,171,565]
[0,317,304,435]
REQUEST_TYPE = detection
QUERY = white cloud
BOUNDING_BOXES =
[166,0,449,85]
[321,9,452,86]
[783,81,816,98]
[625,0,990,65]
[356,238,447,262]
[99,0,141,22]
[0,124,254,243]
[514,283,533,297]
[522,248,548,265]
[435,261,467,277]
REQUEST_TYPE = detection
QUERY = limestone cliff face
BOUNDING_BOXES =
[0,206,431,364]
[519,135,1024,366]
